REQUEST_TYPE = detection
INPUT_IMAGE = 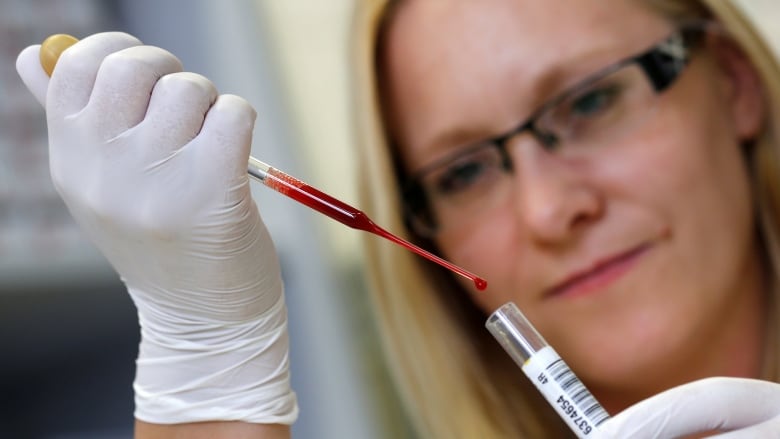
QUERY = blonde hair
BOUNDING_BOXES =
[349,1,780,437]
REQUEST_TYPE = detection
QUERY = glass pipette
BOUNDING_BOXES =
[248,157,487,290]
[39,34,487,291]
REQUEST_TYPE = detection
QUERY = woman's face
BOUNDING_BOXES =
[381,0,766,398]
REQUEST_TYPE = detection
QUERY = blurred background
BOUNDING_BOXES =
[0,0,410,437]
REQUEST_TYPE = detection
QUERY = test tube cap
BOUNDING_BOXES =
[485,302,548,367]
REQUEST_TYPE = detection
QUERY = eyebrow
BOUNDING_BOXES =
[405,122,501,175]
[426,126,493,155]
[419,63,575,161]
[415,33,648,172]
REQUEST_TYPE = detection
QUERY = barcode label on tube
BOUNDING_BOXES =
[522,346,610,438]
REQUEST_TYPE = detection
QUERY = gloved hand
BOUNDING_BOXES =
[16,32,297,425]
[596,377,780,438]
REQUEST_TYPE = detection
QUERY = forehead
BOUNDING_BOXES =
[380,0,673,163]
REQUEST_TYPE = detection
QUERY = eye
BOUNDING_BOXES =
[428,145,503,197]
[436,161,485,194]
[569,84,622,117]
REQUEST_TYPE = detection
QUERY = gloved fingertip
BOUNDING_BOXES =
[222,94,258,125]
[16,45,50,108]
[203,94,258,141]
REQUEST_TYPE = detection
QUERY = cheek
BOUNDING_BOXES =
[602,63,753,234]
[436,209,523,312]
[603,98,755,301]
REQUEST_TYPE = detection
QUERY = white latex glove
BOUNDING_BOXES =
[16,32,298,425]
[596,377,780,438]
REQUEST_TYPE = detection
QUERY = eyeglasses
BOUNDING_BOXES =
[402,25,710,238]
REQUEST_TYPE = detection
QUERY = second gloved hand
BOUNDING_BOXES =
[595,377,780,438]
[16,32,297,424]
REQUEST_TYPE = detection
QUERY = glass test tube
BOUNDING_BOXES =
[485,302,610,438]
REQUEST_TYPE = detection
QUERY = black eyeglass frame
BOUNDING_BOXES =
[401,23,714,237]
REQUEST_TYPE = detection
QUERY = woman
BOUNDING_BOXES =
[14,0,780,437]
[352,0,780,436]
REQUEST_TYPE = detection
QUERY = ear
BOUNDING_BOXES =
[710,37,766,142]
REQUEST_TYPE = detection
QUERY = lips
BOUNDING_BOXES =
[546,244,651,298]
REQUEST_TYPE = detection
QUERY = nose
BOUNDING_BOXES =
[509,137,604,244]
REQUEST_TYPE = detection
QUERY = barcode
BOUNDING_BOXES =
[546,359,610,426]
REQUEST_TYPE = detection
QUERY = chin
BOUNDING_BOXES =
[552,309,689,389]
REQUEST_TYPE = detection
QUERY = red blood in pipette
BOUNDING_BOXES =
[266,168,487,291]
